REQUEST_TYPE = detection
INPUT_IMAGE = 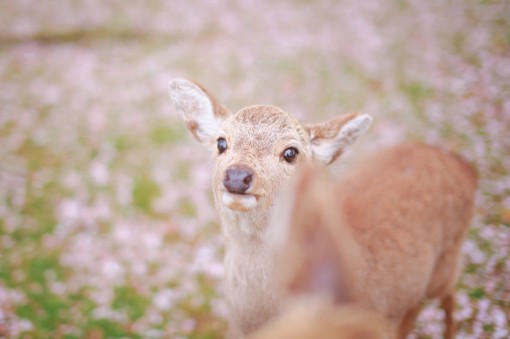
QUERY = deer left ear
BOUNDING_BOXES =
[168,79,231,145]
[305,113,372,165]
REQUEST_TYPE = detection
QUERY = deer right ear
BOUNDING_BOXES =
[305,113,372,165]
[168,79,232,145]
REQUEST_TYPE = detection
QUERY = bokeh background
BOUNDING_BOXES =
[0,0,509,338]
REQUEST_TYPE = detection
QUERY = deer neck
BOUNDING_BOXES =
[219,204,270,241]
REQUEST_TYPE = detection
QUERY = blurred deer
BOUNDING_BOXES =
[249,300,387,339]
[249,166,389,339]
[168,79,372,336]
[258,144,477,339]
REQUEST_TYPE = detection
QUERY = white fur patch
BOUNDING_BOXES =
[312,114,372,164]
[168,79,221,143]
[222,192,258,211]
[265,185,294,249]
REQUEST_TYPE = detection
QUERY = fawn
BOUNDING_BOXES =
[168,79,372,336]
[258,145,477,338]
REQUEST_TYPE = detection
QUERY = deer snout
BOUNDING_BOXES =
[223,165,254,194]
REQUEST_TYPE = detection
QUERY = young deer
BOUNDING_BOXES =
[168,79,372,336]
[259,145,477,339]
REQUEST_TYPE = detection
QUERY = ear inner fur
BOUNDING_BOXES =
[168,79,232,144]
[305,114,372,164]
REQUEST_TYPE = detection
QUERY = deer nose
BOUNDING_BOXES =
[223,165,254,194]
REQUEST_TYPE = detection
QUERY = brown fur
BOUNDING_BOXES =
[250,300,387,339]
[270,144,477,338]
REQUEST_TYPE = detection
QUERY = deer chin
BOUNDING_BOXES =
[222,191,258,211]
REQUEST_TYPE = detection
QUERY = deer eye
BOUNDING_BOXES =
[217,137,228,154]
[282,147,299,163]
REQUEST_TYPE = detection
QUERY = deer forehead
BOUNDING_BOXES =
[222,105,309,153]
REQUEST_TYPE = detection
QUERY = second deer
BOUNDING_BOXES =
[257,145,477,338]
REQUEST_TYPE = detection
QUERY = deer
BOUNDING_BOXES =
[168,79,477,338]
[168,79,372,337]
[255,145,476,338]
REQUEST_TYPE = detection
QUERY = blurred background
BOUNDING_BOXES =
[0,0,508,337]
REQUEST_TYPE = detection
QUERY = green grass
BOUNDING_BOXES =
[112,286,150,322]
[132,173,160,214]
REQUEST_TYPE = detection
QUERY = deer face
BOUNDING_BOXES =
[212,105,312,217]
[168,79,371,232]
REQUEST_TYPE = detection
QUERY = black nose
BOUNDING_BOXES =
[223,165,254,194]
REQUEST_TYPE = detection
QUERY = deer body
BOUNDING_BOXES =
[268,144,477,339]
[339,144,476,337]
[338,145,476,315]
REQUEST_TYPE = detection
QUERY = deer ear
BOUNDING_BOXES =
[305,114,372,165]
[168,79,231,145]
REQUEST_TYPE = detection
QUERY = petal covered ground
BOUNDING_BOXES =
[0,0,509,338]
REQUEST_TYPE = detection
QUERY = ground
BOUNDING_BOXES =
[0,0,509,338]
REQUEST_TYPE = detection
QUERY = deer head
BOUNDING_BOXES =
[168,79,372,236]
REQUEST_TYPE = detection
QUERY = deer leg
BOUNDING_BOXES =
[441,294,456,339]
[397,304,423,339]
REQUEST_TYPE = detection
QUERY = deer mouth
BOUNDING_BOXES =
[222,191,258,211]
